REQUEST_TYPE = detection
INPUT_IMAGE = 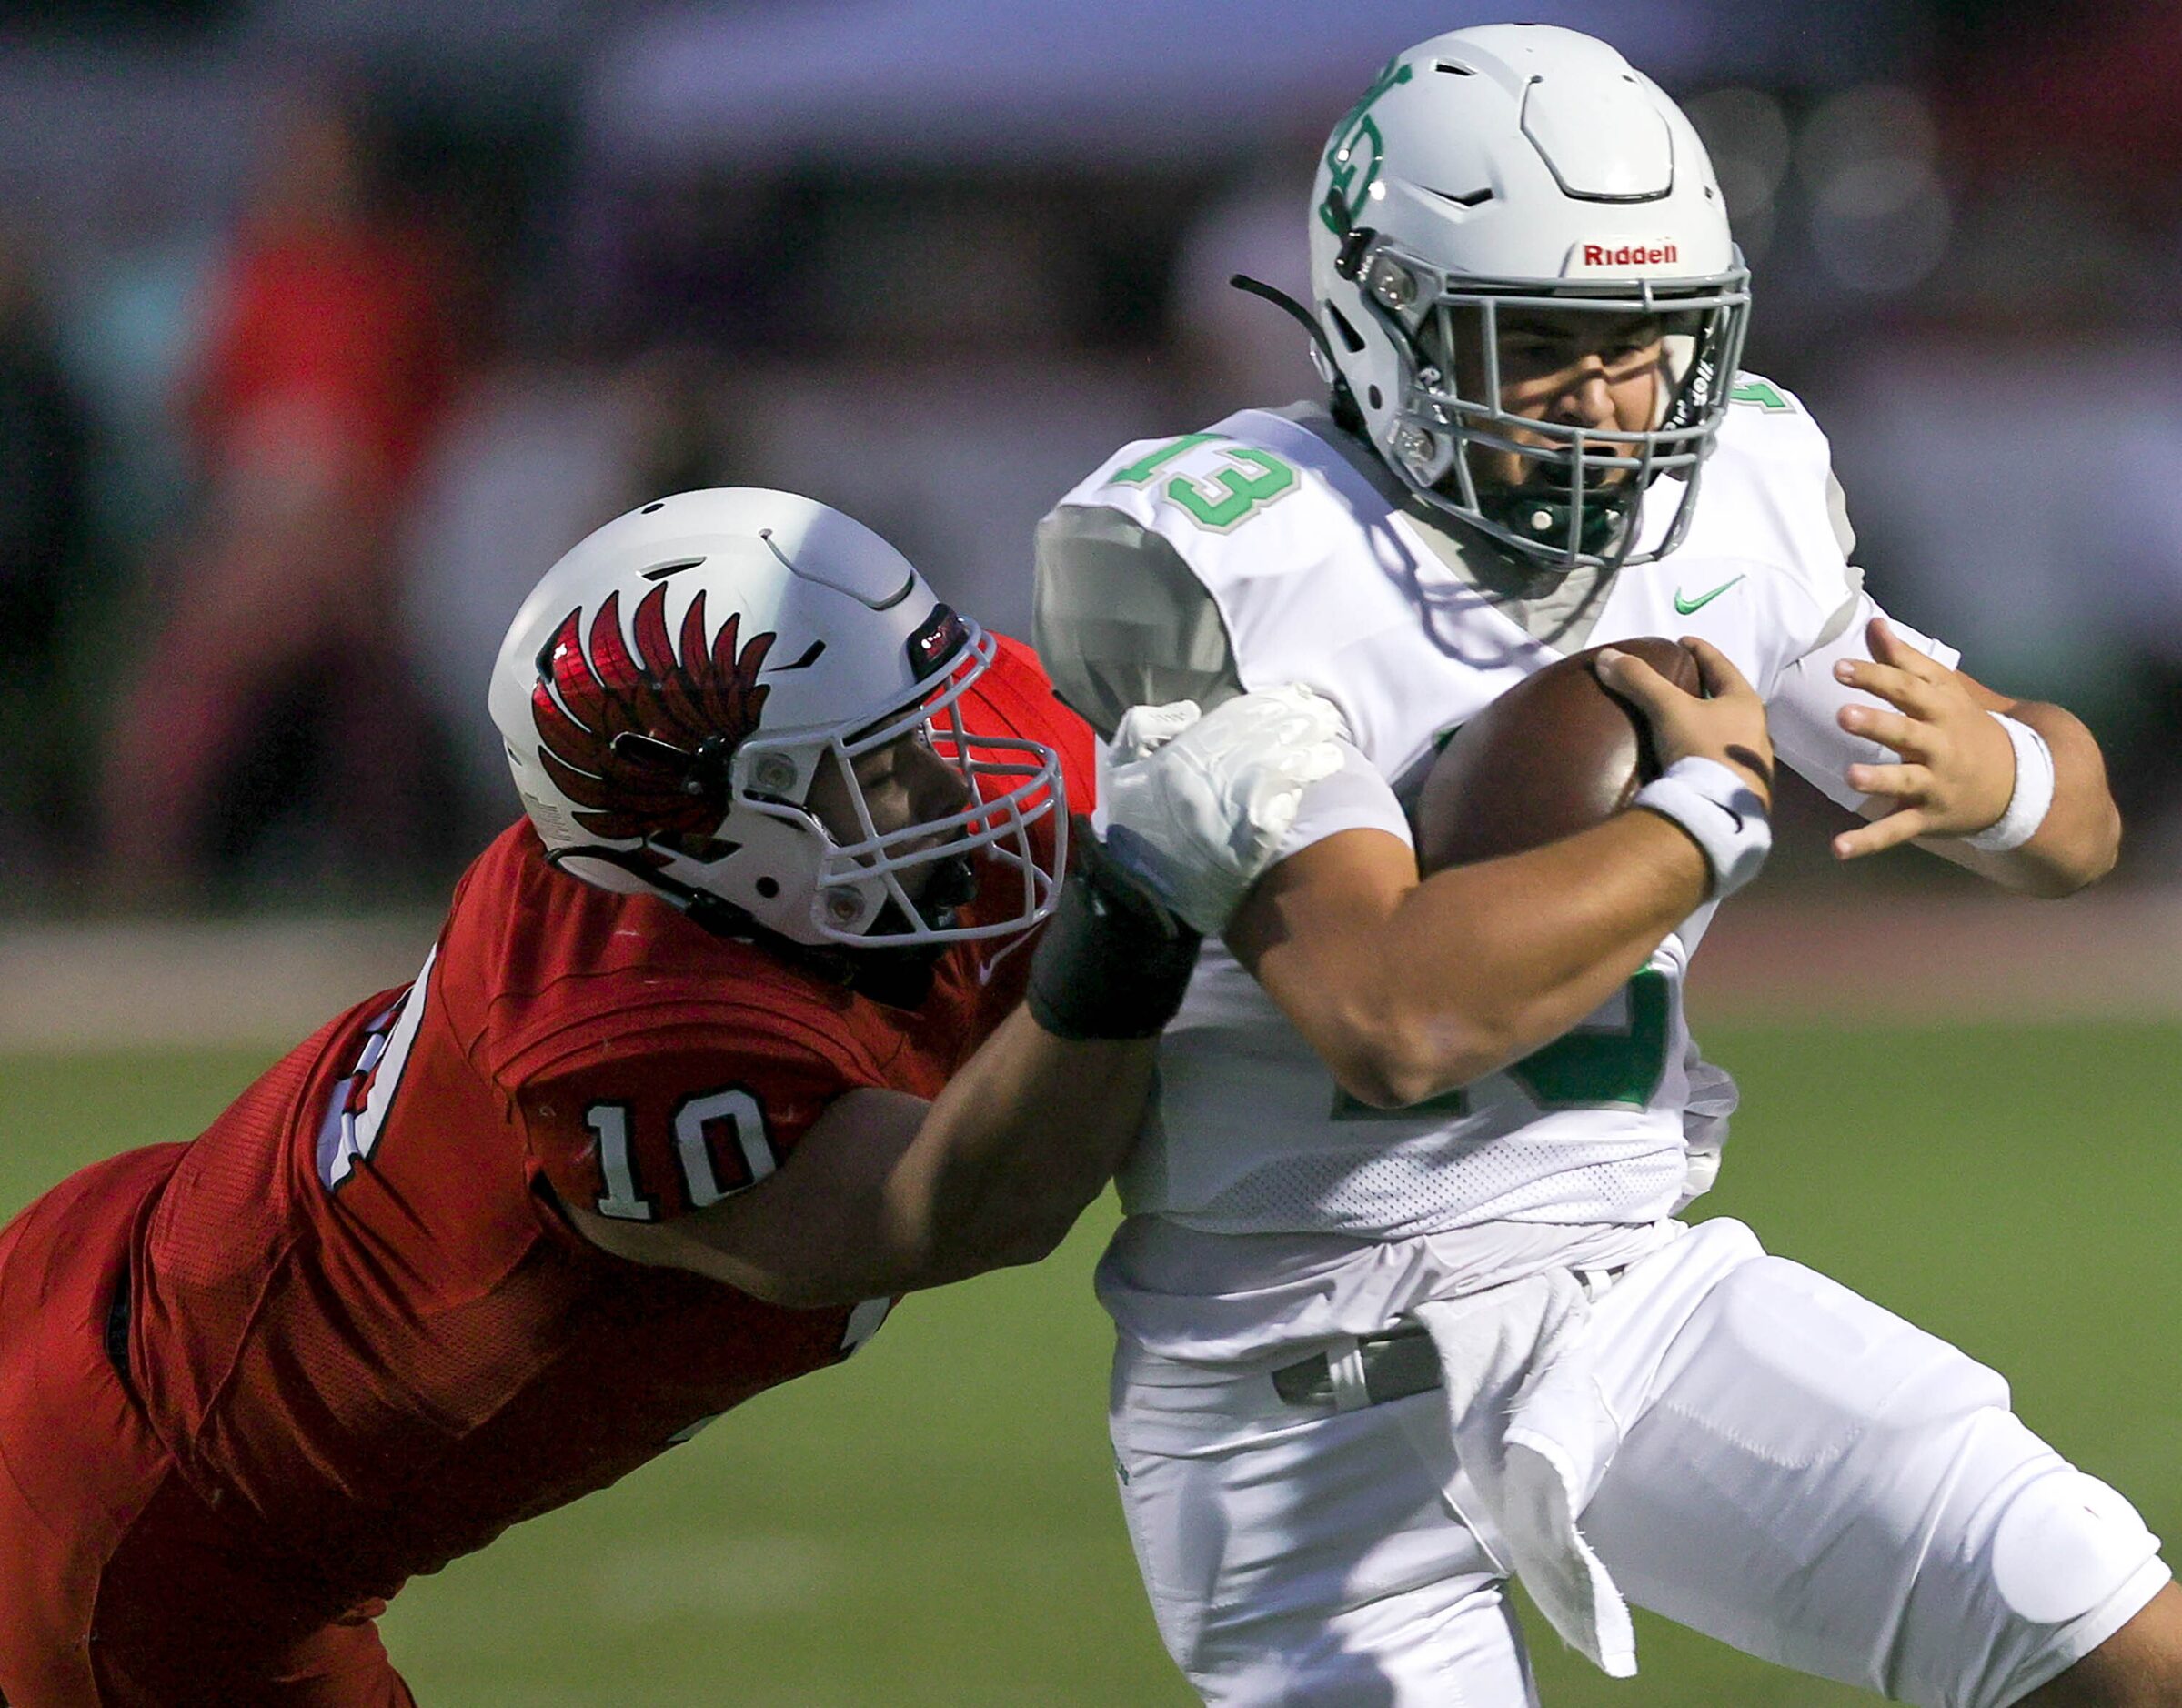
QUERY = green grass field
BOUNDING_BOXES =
[4,1022,2176,1705]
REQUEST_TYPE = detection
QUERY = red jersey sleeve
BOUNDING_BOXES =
[513,1010,873,1230]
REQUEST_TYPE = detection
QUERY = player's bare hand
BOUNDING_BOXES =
[1597,637,1774,809]
[1830,618,2014,859]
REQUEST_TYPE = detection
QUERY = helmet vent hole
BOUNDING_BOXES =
[767,638,828,673]
[1367,385,1383,409]
[1433,60,1473,75]
[640,501,665,514]
[754,876,779,899]
[1326,304,1367,354]
[639,556,705,582]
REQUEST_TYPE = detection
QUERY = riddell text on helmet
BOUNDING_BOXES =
[1582,242,1679,266]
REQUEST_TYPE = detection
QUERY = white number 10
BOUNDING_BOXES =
[583,1088,778,1222]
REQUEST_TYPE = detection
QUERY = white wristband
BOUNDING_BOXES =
[1632,756,1773,899]
[1963,713,2056,853]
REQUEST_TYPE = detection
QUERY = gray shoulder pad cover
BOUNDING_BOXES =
[1031,503,1245,742]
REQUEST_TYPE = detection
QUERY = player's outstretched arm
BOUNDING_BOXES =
[1231,640,1772,1110]
[581,839,1195,1306]
[566,688,1346,1306]
[1830,618,2120,896]
[597,1037,1165,1309]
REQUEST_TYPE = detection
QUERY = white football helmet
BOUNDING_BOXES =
[488,488,1065,948]
[1308,25,1751,569]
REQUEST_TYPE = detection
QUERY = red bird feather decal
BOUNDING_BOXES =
[531,584,775,840]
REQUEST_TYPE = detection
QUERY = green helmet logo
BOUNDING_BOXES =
[1319,58,1413,236]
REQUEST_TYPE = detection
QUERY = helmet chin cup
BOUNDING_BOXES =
[1478,483,1629,558]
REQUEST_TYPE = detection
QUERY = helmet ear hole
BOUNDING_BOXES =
[754,876,780,899]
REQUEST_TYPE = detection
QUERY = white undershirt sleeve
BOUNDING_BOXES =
[1769,588,1963,811]
[1272,736,1413,860]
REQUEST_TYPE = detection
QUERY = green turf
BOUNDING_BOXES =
[3,1024,2176,1705]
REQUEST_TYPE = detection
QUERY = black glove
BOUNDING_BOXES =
[1027,819,1203,1040]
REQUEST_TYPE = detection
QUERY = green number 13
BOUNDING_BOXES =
[1111,434,1299,533]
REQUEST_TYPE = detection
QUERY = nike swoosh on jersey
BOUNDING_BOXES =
[1674,575,1745,615]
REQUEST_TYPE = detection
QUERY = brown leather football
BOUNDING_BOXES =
[1413,637,1702,871]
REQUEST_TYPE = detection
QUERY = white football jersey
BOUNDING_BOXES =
[1034,378,1956,1247]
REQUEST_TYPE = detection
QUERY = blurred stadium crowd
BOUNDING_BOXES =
[1,0,2177,912]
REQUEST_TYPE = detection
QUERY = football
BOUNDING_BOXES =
[1412,637,1702,870]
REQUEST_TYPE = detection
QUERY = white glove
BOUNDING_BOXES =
[1101,684,1347,935]
[1108,698,1204,764]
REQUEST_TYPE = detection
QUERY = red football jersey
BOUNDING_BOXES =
[125,636,1091,1613]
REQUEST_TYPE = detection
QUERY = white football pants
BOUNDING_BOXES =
[1110,1221,2167,1708]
